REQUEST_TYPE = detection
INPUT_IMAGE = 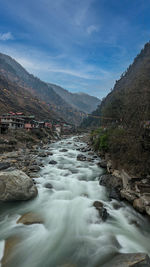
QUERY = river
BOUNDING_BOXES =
[0,136,150,267]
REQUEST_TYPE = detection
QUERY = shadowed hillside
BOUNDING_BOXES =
[82,42,150,175]
[49,83,101,113]
[82,42,150,129]
[0,74,59,121]
[0,53,99,125]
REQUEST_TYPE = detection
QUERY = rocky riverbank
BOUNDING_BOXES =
[82,133,150,218]
[1,134,150,266]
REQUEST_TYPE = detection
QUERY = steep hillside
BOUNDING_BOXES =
[0,74,60,121]
[49,83,101,113]
[82,42,150,176]
[82,42,150,128]
[0,53,86,125]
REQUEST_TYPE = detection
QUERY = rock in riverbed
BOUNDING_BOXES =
[0,162,10,171]
[59,149,68,152]
[0,170,38,201]
[99,174,123,200]
[49,160,57,165]
[77,154,87,161]
[102,253,150,267]
[38,152,47,157]
[28,165,41,172]
[44,183,53,189]
[17,212,44,225]
[1,236,21,267]
[93,201,108,221]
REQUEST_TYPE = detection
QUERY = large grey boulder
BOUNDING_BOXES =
[99,174,123,200]
[0,170,38,201]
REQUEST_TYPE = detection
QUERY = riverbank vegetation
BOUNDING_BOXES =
[90,126,150,176]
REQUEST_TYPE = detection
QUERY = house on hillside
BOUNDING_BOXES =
[61,123,75,134]
[0,113,24,129]
[45,122,52,129]
[0,117,8,134]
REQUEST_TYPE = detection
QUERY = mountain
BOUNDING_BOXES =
[0,53,99,125]
[0,53,83,125]
[49,83,101,113]
[0,74,58,121]
[81,42,150,176]
[82,42,150,128]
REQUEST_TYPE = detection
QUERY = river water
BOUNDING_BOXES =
[0,136,150,267]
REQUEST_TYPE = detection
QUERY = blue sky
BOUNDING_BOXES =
[0,0,150,98]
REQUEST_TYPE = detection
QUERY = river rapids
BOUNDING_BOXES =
[0,136,150,267]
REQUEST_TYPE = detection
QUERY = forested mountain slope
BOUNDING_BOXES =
[82,42,150,128]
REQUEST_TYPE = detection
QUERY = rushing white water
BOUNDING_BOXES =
[0,136,150,267]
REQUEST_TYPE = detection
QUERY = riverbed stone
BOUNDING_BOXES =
[77,154,87,161]
[47,151,53,156]
[59,149,68,152]
[88,151,95,156]
[133,198,145,213]
[44,183,53,189]
[93,201,108,221]
[49,160,57,165]
[0,162,10,171]
[121,189,138,203]
[28,165,41,172]
[17,212,44,225]
[102,253,150,267]
[80,147,91,152]
[98,160,107,168]
[99,174,123,200]
[38,152,47,157]
[0,170,38,201]
[1,236,21,267]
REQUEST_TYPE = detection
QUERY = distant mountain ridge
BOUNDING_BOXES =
[0,53,100,125]
[49,83,101,113]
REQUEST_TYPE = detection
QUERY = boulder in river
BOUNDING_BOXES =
[80,147,91,152]
[47,151,53,156]
[17,212,44,225]
[1,236,21,267]
[99,174,123,200]
[93,201,108,221]
[49,160,57,165]
[0,170,38,201]
[28,165,41,172]
[102,253,150,267]
[59,149,68,152]
[77,154,87,161]
[44,183,53,189]
[38,152,47,157]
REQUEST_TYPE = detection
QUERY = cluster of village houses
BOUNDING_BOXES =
[0,112,74,135]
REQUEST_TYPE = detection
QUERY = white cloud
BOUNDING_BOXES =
[87,25,99,35]
[0,32,14,41]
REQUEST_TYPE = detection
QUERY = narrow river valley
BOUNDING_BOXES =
[0,136,150,267]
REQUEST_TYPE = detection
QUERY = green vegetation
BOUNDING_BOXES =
[90,126,150,176]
